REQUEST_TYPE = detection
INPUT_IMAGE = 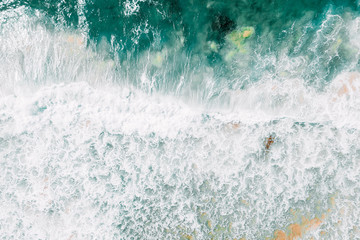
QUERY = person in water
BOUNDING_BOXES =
[265,135,274,150]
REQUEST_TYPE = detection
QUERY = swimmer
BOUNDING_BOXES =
[265,135,274,150]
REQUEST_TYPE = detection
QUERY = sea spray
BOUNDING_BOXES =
[1,1,360,239]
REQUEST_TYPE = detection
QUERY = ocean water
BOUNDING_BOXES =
[1,0,360,239]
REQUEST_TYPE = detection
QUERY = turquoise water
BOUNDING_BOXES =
[1,0,360,239]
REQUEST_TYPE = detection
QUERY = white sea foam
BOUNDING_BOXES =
[1,7,360,240]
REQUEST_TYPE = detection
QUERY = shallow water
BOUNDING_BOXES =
[1,1,360,239]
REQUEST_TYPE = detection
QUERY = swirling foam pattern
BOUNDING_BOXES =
[1,1,360,239]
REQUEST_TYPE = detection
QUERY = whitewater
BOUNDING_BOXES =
[1,1,360,239]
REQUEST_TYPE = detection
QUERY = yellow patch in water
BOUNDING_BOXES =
[242,30,252,38]
[208,41,218,52]
[181,234,193,240]
[152,52,163,68]
[302,217,322,232]
[272,215,325,239]
[207,220,212,229]
[289,208,296,216]
[330,196,336,207]
[229,222,233,232]
[288,223,302,239]
[274,230,287,240]
[241,199,249,206]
